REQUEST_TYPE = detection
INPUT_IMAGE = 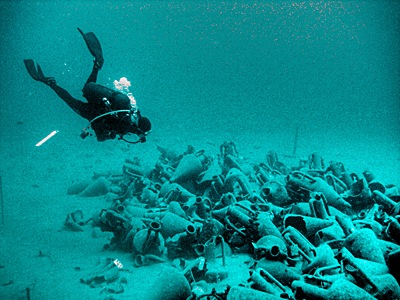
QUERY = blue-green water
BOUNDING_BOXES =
[1,1,399,141]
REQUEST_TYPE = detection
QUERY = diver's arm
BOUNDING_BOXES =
[94,129,116,141]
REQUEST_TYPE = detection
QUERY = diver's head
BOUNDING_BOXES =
[138,116,152,133]
[131,116,151,143]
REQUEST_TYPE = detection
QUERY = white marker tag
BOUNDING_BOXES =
[198,257,205,271]
[113,259,123,269]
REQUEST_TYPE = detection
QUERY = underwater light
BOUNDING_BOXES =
[36,130,59,147]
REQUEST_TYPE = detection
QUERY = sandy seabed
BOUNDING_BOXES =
[0,124,399,300]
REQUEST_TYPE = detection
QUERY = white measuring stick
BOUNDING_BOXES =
[36,130,59,147]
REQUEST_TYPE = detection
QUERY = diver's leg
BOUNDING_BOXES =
[23,60,94,119]
[85,62,100,84]
[48,82,93,120]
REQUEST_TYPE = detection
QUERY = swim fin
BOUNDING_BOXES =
[77,27,104,69]
[23,59,56,86]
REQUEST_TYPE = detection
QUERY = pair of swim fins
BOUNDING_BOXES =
[24,28,104,83]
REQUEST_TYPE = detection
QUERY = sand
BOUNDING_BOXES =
[0,125,399,299]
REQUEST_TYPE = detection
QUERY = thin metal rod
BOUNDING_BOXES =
[0,175,3,226]
[292,126,299,156]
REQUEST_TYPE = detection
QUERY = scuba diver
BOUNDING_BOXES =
[23,28,151,143]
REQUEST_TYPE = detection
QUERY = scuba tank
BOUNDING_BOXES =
[82,82,131,110]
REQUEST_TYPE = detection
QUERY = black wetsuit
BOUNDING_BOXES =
[48,64,141,141]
